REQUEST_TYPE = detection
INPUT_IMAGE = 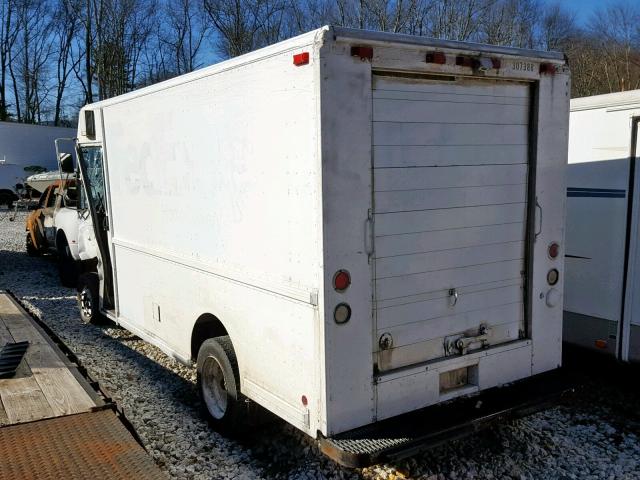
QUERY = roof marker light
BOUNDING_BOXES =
[351,46,373,60]
[456,55,474,68]
[456,55,500,71]
[293,52,309,66]
[426,52,446,65]
[540,63,557,75]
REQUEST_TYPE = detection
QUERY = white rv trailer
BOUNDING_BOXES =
[565,90,640,363]
[0,122,75,205]
[71,27,569,465]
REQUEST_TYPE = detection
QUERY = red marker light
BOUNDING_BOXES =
[333,270,351,292]
[548,242,560,259]
[351,46,373,60]
[595,339,607,349]
[540,63,557,75]
[293,52,309,66]
[426,52,446,65]
[301,395,308,406]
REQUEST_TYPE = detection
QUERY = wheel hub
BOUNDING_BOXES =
[201,356,228,419]
[80,289,92,319]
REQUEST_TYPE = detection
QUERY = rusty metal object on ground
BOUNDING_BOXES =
[0,409,167,480]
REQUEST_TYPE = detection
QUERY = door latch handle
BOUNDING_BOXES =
[445,324,491,355]
[535,198,542,239]
[365,209,374,260]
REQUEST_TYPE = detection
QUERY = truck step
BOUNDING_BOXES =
[320,369,575,468]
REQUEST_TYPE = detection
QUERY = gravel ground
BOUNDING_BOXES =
[1,208,640,479]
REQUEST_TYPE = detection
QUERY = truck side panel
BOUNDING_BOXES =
[97,35,325,434]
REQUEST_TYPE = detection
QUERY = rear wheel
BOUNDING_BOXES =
[77,273,105,324]
[197,336,245,433]
[0,193,14,209]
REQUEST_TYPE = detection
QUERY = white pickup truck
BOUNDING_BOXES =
[24,175,84,286]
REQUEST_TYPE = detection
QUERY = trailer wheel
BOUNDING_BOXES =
[26,233,40,257]
[77,273,105,324]
[197,336,245,433]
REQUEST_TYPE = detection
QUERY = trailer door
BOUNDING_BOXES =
[372,74,531,372]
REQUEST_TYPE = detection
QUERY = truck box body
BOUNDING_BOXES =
[565,91,640,362]
[74,27,569,438]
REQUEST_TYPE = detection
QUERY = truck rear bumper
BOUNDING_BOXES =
[319,368,575,468]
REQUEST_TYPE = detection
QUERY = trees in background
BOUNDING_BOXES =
[0,0,19,121]
[1,0,640,125]
[12,0,55,123]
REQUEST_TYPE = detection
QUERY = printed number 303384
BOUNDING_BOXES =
[512,61,535,72]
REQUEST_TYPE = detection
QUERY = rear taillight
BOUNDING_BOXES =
[548,242,560,259]
[333,270,351,292]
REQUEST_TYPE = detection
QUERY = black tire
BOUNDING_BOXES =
[197,336,246,433]
[77,272,105,324]
[0,194,11,209]
[26,233,40,256]
[58,237,78,287]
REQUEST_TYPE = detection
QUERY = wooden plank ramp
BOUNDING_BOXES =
[0,291,98,425]
[0,291,168,479]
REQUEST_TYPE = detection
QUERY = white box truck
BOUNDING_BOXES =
[68,26,570,465]
[565,90,640,363]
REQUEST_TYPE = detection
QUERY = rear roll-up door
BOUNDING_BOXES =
[371,74,530,372]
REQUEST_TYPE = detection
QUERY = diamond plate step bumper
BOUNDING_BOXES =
[319,368,576,468]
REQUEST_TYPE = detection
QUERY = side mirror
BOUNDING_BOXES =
[63,186,78,208]
[60,153,74,174]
